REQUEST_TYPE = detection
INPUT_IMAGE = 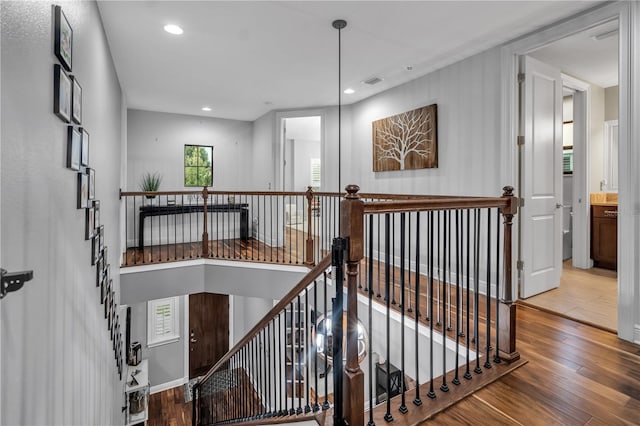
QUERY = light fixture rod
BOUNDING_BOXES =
[333,19,346,232]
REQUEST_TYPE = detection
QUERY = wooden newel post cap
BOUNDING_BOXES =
[345,184,360,199]
[502,186,514,197]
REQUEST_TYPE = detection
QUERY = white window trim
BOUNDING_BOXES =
[147,296,180,348]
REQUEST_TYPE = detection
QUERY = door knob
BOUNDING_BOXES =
[556,203,563,209]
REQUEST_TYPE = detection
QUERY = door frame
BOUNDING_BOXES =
[500,2,638,342]
[562,74,591,269]
[275,110,325,191]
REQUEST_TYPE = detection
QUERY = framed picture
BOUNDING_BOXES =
[71,76,82,124]
[54,5,72,71]
[87,168,95,200]
[80,128,89,166]
[77,171,89,209]
[85,205,95,240]
[93,200,100,228]
[66,126,81,171]
[98,225,104,251]
[100,277,106,304]
[54,64,72,122]
[91,234,99,265]
[96,256,104,287]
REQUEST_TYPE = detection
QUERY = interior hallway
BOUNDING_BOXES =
[520,260,617,332]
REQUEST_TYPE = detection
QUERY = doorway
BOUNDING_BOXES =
[189,292,229,379]
[517,20,620,331]
[281,115,322,192]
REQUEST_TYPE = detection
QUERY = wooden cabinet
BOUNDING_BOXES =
[591,205,617,270]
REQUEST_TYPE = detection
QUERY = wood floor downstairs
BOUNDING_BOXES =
[149,305,640,426]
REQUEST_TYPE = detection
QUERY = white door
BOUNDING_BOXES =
[520,56,563,298]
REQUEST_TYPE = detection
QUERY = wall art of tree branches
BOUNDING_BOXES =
[372,104,438,172]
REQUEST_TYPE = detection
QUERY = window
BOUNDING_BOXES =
[310,158,321,189]
[147,297,180,347]
[184,145,213,187]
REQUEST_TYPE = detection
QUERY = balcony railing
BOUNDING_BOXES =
[188,185,519,425]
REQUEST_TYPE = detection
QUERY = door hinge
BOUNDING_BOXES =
[518,73,525,84]
[517,260,524,271]
[519,197,525,208]
[517,135,525,146]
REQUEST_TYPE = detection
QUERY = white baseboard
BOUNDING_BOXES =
[150,377,187,395]
[634,324,640,345]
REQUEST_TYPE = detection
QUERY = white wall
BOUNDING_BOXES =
[127,109,253,191]
[347,48,502,197]
[252,111,277,191]
[231,296,274,345]
[605,85,619,121]
[1,1,124,424]
[130,297,186,388]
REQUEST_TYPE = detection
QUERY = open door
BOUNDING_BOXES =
[519,56,563,298]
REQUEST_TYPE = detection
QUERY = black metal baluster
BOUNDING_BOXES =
[383,213,393,422]
[428,211,436,399]
[441,210,449,393]
[464,209,472,381]
[474,209,482,375]
[377,215,382,298]
[485,208,493,369]
[447,210,452,330]
[305,288,311,413]
[313,279,320,412]
[367,214,376,426]
[266,327,272,416]
[494,208,502,364]
[290,301,295,415]
[392,214,396,305]
[296,295,303,414]
[407,214,413,313]
[280,312,285,416]
[399,213,408,414]
[452,210,461,386]
[322,271,329,410]
[276,195,280,263]
[436,210,441,326]
[413,212,422,406]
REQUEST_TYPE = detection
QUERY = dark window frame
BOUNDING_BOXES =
[183,144,213,187]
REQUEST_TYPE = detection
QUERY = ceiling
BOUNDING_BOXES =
[529,19,618,88]
[97,1,602,122]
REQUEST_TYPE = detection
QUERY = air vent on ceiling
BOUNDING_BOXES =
[363,76,383,85]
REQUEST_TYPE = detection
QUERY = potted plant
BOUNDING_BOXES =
[139,172,162,198]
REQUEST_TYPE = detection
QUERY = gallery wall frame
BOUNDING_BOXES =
[85,205,95,240]
[87,168,95,200]
[71,76,82,124]
[54,64,72,123]
[54,5,72,71]
[66,126,81,170]
[77,171,88,209]
[80,128,89,167]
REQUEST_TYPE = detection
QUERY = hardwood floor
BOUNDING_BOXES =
[521,260,617,332]
[148,305,640,425]
[148,386,191,426]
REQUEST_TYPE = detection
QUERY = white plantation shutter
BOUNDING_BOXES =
[148,297,180,347]
[310,158,321,188]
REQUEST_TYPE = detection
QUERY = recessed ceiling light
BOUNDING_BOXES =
[343,88,355,94]
[164,24,183,35]
[201,106,212,112]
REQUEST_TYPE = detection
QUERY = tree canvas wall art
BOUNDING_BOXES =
[372,104,438,172]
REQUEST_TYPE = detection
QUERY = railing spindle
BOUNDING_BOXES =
[384,213,393,422]
[428,210,436,399]
[441,210,449,393]
[413,211,422,406]
[399,212,408,414]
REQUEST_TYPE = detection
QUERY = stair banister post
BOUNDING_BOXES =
[305,186,315,265]
[202,186,209,258]
[340,184,365,426]
[498,186,520,362]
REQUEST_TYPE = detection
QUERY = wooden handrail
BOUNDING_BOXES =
[198,254,332,385]
[363,197,509,213]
